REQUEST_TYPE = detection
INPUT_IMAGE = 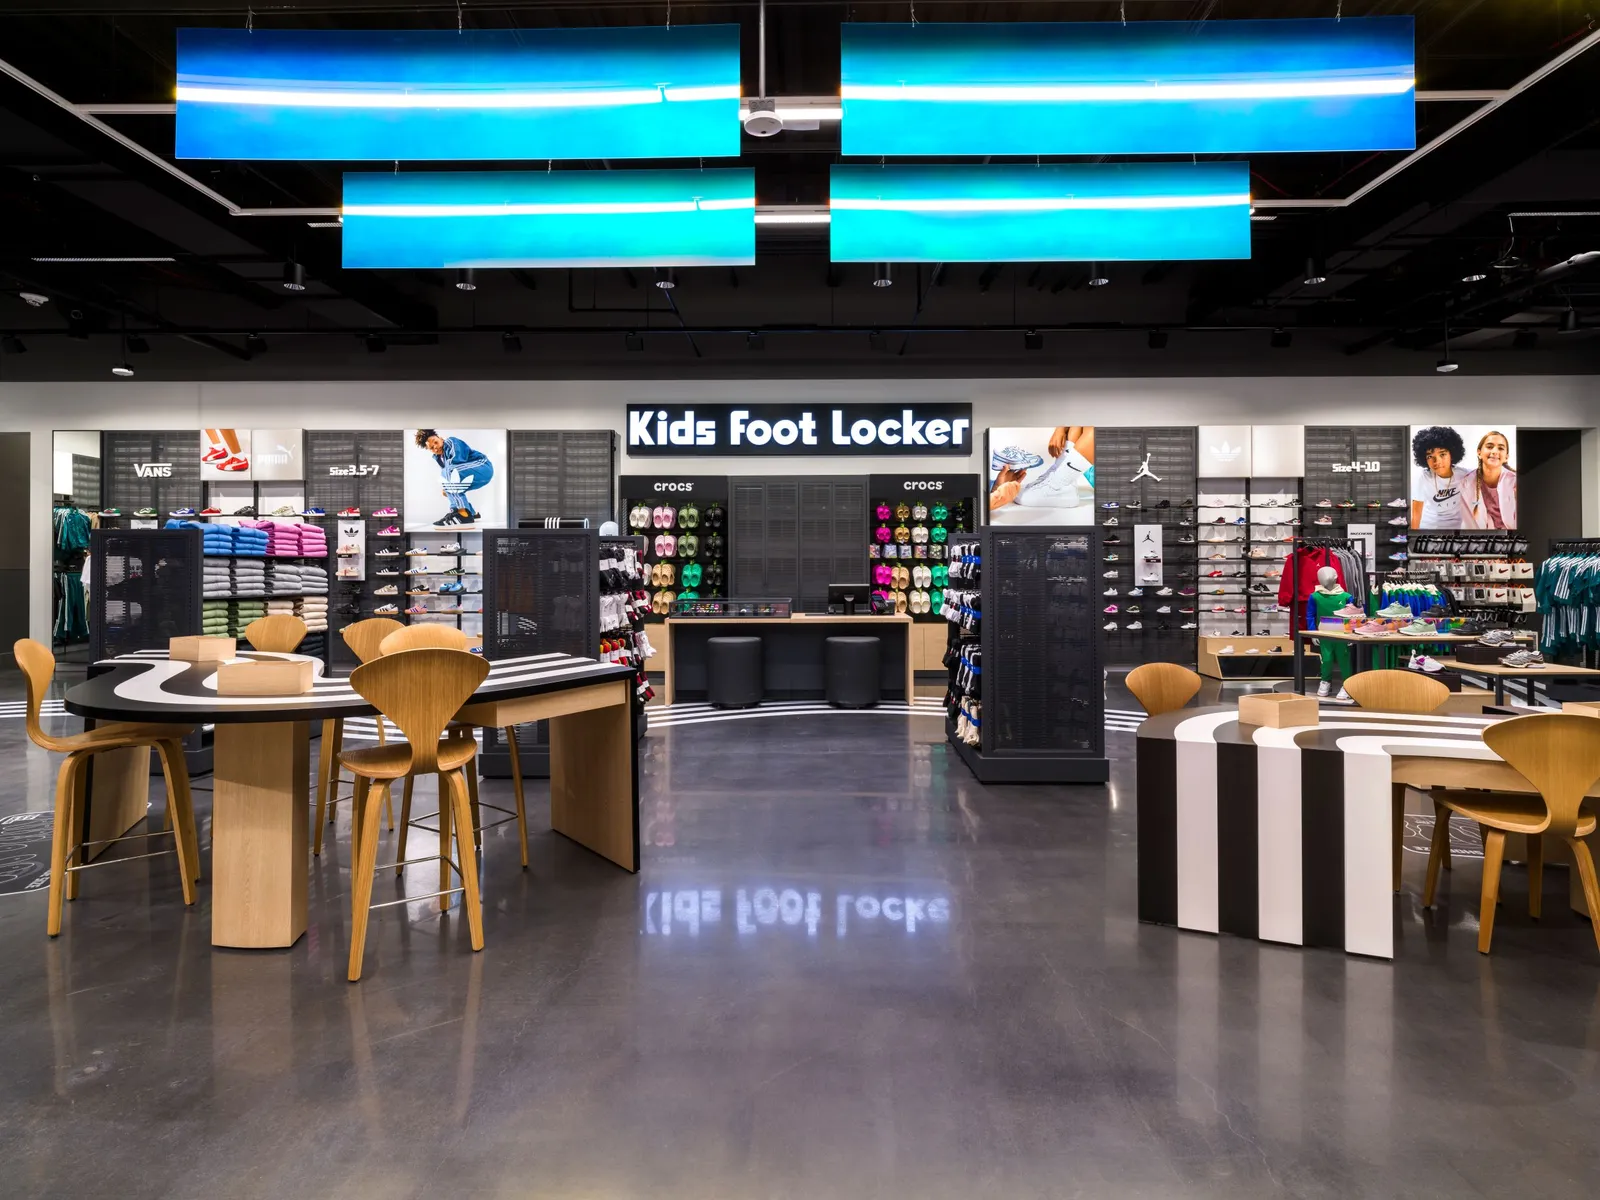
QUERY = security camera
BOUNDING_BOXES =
[18,292,48,308]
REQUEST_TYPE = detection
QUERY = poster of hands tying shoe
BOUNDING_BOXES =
[403,428,506,532]
[986,426,1095,525]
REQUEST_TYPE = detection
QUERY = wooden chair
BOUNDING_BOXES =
[377,624,529,870]
[1424,713,1600,955]
[1343,669,1451,892]
[314,617,404,855]
[340,647,491,980]
[14,639,200,936]
[1125,663,1203,717]
[242,613,307,653]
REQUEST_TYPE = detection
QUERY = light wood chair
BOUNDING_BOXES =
[242,613,307,653]
[14,639,200,936]
[377,624,529,870]
[1424,713,1600,955]
[1343,669,1451,891]
[340,647,491,980]
[1125,663,1203,717]
[314,617,404,855]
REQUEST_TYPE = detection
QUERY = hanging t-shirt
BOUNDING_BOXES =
[1414,466,1472,529]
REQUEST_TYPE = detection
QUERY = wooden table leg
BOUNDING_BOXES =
[86,745,151,861]
[211,721,310,949]
[549,699,638,872]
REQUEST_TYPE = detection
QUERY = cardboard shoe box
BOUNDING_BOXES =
[1238,692,1319,728]
[216,658,314,696]
[170,635,236,662]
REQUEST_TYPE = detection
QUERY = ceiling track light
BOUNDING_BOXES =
[873,263,893,288]
[1461,269,1488,283]
[1147,328,1168,350]
[1436,324,1458,373]
[1302,256,1327,286]
[1023,329,1043,351]
[501,331,523,353]
[282,261,306,292]
[111,362,135,377]
[18,292,49,308]
[1087,262,1109,287]
[455,267,477,292]
[655,268,676,290]
[1270,328,1293,349]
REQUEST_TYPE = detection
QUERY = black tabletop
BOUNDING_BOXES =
[65,650,634,725]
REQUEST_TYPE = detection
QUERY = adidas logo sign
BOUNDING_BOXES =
[1208,441,1245,464]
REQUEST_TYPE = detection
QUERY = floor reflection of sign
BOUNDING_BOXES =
[1135,523,1163,587]
[643,886,951,937]
[0,811,54,896]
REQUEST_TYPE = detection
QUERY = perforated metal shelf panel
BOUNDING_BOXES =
[90,527,201,660]
[483,529,597,660]
[982,528,1102,757]
[304,430,405,514]
[508,431,617,525]
[101,431,202,516]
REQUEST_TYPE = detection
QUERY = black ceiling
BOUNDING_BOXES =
[0,0,1598,380]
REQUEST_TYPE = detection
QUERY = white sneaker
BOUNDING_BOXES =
[1245,648,1260,654]
[1218,645,1235,654]
[1335,688,1350,701]
[1317,680,1332,698]
[1126,621,1143,631]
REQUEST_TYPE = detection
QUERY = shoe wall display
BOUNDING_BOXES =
[401,531,484,632]
[1301,425,1411,568]
[619,475,730,621]
[599,535,656,706]
[866,474,980,621]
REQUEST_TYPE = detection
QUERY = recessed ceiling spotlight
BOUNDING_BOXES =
[18,292,48,308]
[1435,357,1460,373]
[655,268,676,290]
[1147,329,1168,350]
[455,268,477,292]
[282,261,306,291]
[1087,262,1109,287]
[1302,256,1327,286]
[873,263,893,288]
[111,361,134,377]
[1461,269,1488,283]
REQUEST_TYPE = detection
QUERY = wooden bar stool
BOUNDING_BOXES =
[1424,712,1600,955]
[378,624,529,870]
[243,613,307,653]
[341,646,491,980]
[1126,663,1203,717]
[314,617,404,855]
[1343,669,1450,891]
[14,639,200,936]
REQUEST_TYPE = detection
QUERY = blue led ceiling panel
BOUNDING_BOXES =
[841,17,1415,157]
[342,170,755,269]
[830,162,1250,263]
[176,26,741,161]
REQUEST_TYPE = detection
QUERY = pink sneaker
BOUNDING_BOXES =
[377,525,401,536]
[1354,621,1389,637]
[373,507,398,518]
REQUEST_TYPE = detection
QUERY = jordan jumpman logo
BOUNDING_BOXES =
[1130,453,1162,484]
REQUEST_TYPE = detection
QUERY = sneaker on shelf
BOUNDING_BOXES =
[1387,516,1409,526]
[169,506,197,517]
[1317,680,1333,698]
[270,505,297,516]
[1178,535,1195,544]
[376,567,399,577]
[1389,535,1409,544]
[406,587,431,596]
[1245,648,1261,654]
[404,566,429,576]
[1500,649,1545,669]
[234,505,258,517]
[1313,515,1335,526]
[199,505,222,516]
[1104,604,1119,614]
[1156,605,1173,614]
[1103,587,1119,597]
[1218,645,1235,654]
[1126,605,1142,614]
[98,507,122,517]
[1126,621,1144,631]
[1101,501,1120,510]
[1479,629,1517,646]
[438,581,467,594]
[1102,518,1120,527]
[1104,535,1122,545]
[1103,571,1119,580]
[1334,603,1367,619]
[1179,586,1198,596]
[374,585,399,596]
[1409,652,1446,674]
[1103,621,1118,632]
[372,507,399,518]
[1399,620,1434,635]
[337,544,360,555]
[405,546,429,556]
[377,525,401,536]
[338,507,362,518]
[437,542,464,553]
[405,604,429,615]
[1180,622,1198,630]
[1385,497,1407,507]
[1104,553,1119,562]
[1354,621,1390,637]
[1377,602,1413,619]
[374,603,400,615]
[441,566,467,576]
[1315,499,1334,508]
[336,567,359,579]
[1390,552,1410,562]
[1156,587,1174,597]
[1337,500,1356,509]
[133,507,158,517]
[300,506,326,516]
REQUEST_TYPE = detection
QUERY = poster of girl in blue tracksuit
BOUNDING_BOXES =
[405,428,506,530]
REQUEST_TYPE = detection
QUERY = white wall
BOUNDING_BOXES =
[50,429,100,497]
[7,375,1597,642]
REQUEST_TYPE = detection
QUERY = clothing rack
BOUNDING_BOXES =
[1288,535,1368,624]
[1409,531,1530,558]
[1537,539,1600,665]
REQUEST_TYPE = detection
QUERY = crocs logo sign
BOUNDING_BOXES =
[627,403,972,457]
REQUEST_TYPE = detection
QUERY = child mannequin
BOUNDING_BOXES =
[1309,566,1353,699]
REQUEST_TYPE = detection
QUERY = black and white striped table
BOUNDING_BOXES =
[66,650,638,949]
[1137,704,1520,959]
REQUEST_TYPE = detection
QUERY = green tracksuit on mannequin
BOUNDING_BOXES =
[1310,579,1354,687]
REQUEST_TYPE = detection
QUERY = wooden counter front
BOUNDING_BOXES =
[661,615,916,705]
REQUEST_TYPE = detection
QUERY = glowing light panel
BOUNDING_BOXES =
[829,163,1251,262]
[841,17,1415,157]
[341,170,755,269]
[176,26,741,160]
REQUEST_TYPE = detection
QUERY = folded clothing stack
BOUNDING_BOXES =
[266,561,304,595]
[249,519,307,557]
[297,595,329,632]
[232,525,269,557]
[299,564,330,594]
[265,598,297,617]
[298,525,329,558]
[231,560,268,598]
[164,519,238,557]
[202,598,231,635]
[202,560,233,599]
[230,599,267,635]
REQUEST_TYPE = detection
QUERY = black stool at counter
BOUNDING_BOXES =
[825,636,881,708]
[707,637,763,709]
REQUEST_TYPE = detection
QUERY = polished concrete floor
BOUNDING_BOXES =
[1,672,1599,1199]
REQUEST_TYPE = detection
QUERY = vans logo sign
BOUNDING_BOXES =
[132,462,173,478]
[627,403,973,458]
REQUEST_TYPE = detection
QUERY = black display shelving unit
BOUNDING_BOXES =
[951,527,1108,784]
[479,527,602,779]
[866,473,979,620]
[620,474,730,620]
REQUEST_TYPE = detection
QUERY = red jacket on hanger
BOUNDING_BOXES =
[1278,546,1347,631]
